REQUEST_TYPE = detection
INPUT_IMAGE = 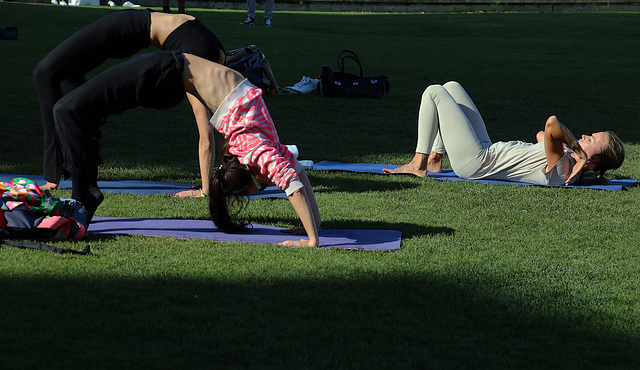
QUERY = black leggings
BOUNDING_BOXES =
[33,9,152,183]
[54,50,186,177]
[54,50,185,223]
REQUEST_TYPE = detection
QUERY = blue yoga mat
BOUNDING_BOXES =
[312,161,637,191]
[89,216,401,250]
[0,174,287,199]
[5,160,634,194]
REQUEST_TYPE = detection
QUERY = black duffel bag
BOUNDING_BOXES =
[319,50,389,99]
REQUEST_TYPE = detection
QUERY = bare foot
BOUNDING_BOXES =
[40,181,59,191]
[383,162,428,178]
[383,152,441,177]
[426,152,443,173]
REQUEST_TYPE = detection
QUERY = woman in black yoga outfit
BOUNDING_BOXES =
[33,9,225,197]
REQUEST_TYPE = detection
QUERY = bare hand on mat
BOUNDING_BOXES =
[170,190,205,198]
[278,239,316,247]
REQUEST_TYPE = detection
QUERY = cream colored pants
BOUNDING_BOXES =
[415,81,492,178]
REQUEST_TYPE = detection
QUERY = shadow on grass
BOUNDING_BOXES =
[322,220,454,240]
[250,215,454,240]
[308,172,422,194]
[1,273,638,368]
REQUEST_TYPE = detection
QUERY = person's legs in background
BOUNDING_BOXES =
[264,0,274,27]
[162,0,186,13]
[241,0,256,25]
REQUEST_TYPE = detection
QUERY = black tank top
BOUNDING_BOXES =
[162,18,225,63]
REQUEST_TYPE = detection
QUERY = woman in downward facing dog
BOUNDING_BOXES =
[53,50,321,247]
[384,81,625,186]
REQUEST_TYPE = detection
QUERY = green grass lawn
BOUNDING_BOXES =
[1,3,640,368]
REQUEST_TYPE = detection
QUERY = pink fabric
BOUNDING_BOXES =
[216,85,298,190]
[37,216,70,240]
[37,216,86,241]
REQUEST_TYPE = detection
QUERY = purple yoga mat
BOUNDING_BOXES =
[89,217,402,250]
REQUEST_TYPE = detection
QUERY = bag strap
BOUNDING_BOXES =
[337,50,364,77]
[1,239,91,255]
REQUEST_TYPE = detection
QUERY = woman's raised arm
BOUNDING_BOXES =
[543,115,587,185]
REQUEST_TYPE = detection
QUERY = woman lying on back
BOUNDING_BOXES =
[384,81,625,186]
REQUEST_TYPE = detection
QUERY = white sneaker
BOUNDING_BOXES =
[59,0,67,5]
[51,0,58,4]
[240,17,255,25]
[284,76,319,94]
[123,1,140,6]
[265,19,272,27]
[107,0,116,5]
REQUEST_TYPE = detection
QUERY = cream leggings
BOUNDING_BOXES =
[415,81,493,178]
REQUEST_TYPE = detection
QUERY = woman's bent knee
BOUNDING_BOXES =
[423,83,445,98]
[52,100,75,131]
[33,59,53,83]
[443,81,462,90]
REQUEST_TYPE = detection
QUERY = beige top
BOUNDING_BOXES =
[468,141,574,186]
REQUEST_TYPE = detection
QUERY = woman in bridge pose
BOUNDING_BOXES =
[34,9,225,198]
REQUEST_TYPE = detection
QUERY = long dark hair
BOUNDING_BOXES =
[596,131,625,177]
[208,137,255,233]
[578,131,626,185]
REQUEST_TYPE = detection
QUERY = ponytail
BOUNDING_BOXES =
[592,131,625,184]
[208,150,255,234]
